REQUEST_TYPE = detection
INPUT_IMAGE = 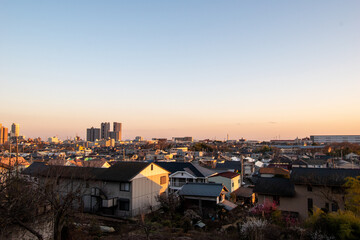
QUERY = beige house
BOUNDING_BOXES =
[208,171,241,197]
[23,161,170,218]
[254,168,360,221]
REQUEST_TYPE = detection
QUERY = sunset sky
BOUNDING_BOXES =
[1,1,360,141]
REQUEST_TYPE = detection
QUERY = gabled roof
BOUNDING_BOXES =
[259,167,289,176]
[233,187,253,198]
[96,162,151,182]
[214,161,242,172]
[22,161,107,180]
[210,171,240,179]
[156,162,215,178]
[291,159,308,166]
[291,168,360,186]
[22,161,154,182]
[253,177,295,197]
[178,183,228,197]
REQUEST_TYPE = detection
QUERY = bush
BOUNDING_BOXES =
[306,209,360,240]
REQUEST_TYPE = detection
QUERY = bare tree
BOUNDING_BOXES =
[36,165,92,240]
[0,171,45,240]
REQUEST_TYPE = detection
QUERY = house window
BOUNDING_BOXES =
[120,182,130,191]
[308,198,313,215]
[307,185,312,192]
[160,176,166,185]
[232,182,234,187]
[273,196,280,205]
[325,203,329,212]
[118,199,130,211]
[151,165,153,171]
[331,202,339,212]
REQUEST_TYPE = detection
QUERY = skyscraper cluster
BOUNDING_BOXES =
[0,124,8,144]
[87,122,122,142]
[0,123,21,144]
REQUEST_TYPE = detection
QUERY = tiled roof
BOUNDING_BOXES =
[253,177,295,197]
[291,168,360,186]
[178,183,227,197]
[22,161,153,182]
[259,167,289,176]
[156,162,215,178]
[211,171,240,179]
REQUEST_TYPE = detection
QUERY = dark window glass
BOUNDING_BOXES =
[332,202,339,212]
[308,198,313,215]
[120,182,130,191]
[118,199,130,211]
[307,185,312,192]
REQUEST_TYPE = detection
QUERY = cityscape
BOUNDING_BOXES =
[1,1,360,240]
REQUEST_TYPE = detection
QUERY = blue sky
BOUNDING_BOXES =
[1,1,359,140]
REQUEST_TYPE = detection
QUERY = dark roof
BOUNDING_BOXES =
[270,156,292,164]
[259,167,290,175]
[233,187,253,198]
[292,159,308,166]
[178,183,227,197]
[291,168,360,186]
[253,177,295,197]
[22,161,152,182]
[210,171,240,179]
[22,162,107,180]
[214,161,242,172]
[96,162,150,182]
[156,162,214,178]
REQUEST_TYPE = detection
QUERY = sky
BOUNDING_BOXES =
[1,0,360,141]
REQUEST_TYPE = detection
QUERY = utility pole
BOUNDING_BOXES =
[16,136,19,177]
[8,138,12,178]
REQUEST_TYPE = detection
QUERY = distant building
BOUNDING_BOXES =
[0,124,8,144]
[135,136,143,142]
[10,123,20,137]
[101,122,110,140]
[109,122,122,141]
[87,127,100,142]
[310,135,360,144]
[173,136,193,142]
[48,136,59,143]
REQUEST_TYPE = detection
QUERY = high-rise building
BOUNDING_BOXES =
[87,127,100,142]
[0,124,8,144]
[101,122,110,140]
[110,122,122,141]
[11,123,20,137]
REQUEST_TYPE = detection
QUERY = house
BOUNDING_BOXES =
[178,183,235,214]
[22,161,170,218]
[254,168,360,220]
[156,162,216,192]
[208,171,241,197]
[233,187,255,205]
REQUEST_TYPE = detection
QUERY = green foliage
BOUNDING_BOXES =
[344,176,360,216]
[306,208,360,240]
[191,143,214,152]
[271,210,283,226]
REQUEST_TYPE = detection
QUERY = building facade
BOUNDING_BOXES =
[87,127,101,142]
[10,123,20,137]
[310,135,360,144]
[101,122,110,140]
[0,124,8,144]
